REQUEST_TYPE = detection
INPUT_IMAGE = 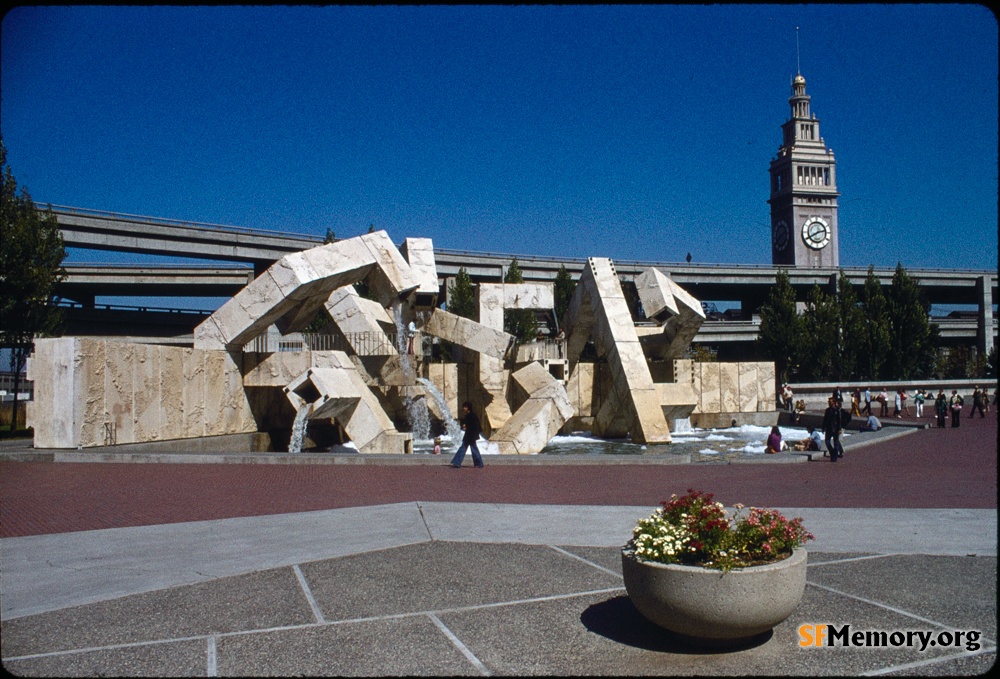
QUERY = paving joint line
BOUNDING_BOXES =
[427,613,491,676]
[860,645,997,676]
[806,581,997,646]
[548,545,624,579]
[2,587,627,663]
[206,636,218,677]
[292,564,326,624]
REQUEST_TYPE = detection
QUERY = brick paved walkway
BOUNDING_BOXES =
[1,414,994,538]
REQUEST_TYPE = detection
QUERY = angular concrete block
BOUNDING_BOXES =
[360,231,422,307]
[401,237,439,302]
[196,232,419,351]
[477,284,505,329]
[422,309,514,360]
[658,382,697,421]
[502,283,554,310]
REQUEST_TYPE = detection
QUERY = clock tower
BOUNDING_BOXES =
[768,72,840,268]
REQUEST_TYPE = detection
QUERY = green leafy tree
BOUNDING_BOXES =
[859,266,891,380]
[448,267,476,319]
[1,139,66,432]
[835,271,866,381]
[887,263,935,380]
[503,258,538,342]
[757,269,801,384]
[553,264,576,327]
[797,285,839,382]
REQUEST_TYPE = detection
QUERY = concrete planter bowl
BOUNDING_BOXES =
[621,547,808,647]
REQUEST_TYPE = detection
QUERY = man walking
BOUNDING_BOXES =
[450,401,485,468]
[822,397,845,463]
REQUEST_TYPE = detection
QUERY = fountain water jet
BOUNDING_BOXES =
[289,402,312,453]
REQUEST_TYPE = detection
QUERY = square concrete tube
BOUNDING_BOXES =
[634,268,706,360]
[562,258,673,444]
[421,309,515,360]
[491,363,574,455]
[400,237,439,305]
[324,287,398,357]
[283,364,408,454]
[195,232,420,351]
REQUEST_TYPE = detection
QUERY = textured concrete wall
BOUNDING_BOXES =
[27,338,256,449]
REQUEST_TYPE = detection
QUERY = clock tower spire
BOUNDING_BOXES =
[768,69,840,268]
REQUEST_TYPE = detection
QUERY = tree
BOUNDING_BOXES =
[757,269,800,384]
[503,258,538,342]
[835,270,866,381]
[859,266,891,380]
[448,267,476,319]
[553,264,576,327]
[887,263,934,380]
[1,139,66,432]
[797,284,839,382]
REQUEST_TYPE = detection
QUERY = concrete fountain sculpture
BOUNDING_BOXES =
[26,231,775,453]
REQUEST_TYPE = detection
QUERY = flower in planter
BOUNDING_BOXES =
[625,489,814,571]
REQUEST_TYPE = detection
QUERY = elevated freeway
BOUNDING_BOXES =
[48,204,997,352]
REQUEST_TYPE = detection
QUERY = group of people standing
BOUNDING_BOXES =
[838,385,992,426]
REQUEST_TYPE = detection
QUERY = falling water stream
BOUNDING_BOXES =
[288,402,312,453]
[416,377,462,441]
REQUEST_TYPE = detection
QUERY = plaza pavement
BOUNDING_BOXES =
[0,413,996,676]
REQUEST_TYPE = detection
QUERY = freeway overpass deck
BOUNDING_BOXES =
[47,204,997,352]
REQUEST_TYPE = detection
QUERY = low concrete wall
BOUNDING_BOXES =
[787,380,990,412]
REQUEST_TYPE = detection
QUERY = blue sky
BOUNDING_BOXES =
[2,4,997,273]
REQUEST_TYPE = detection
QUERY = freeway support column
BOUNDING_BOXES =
[977,274,994,356]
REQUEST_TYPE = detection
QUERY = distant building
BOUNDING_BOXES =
[768,72,840,268]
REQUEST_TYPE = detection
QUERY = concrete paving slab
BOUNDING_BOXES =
[0,567,313,657]
[1,542,994,677]
[775,508,997,556]
[805,554,998,639]
[3,638,209,678]
[419,501,651,546]
[297,542,622,621]
[0,503,431,619]
[215,616,476,677]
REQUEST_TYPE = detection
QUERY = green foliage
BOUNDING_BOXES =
[859,266,891,380]
[448,267,476,319]
[503,258,538,342]
[757,269,800,384]
[887,263,935,380]
[1,138,66,431]
[797,284,839,382]
[986,345,998,378]
[553,264,576,327]
[835,270,866,380]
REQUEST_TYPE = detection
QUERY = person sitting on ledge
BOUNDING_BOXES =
[765,426,787,454]
[793,399,807,423]
[861,414,882,432]
[793,426,824,451]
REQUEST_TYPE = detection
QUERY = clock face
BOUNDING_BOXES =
[802,217,831,250]
[773,220,790,251]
